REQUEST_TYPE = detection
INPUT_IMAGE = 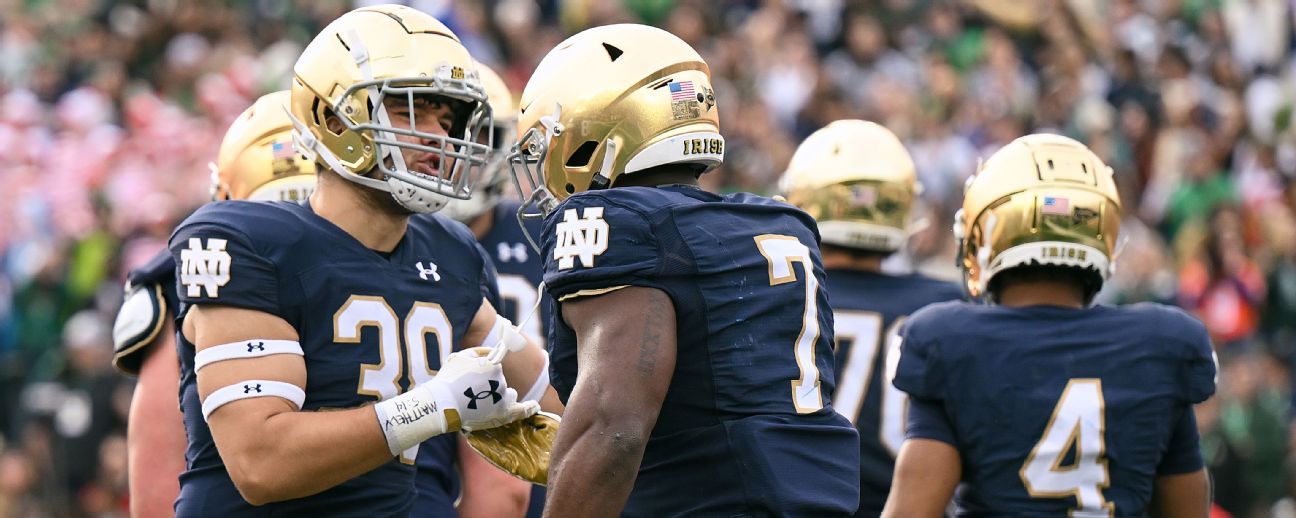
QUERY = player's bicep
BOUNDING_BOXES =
[1150,468,1209,518]
[185,305,305,424]
[563,286,675,424]
[882,438,961,518]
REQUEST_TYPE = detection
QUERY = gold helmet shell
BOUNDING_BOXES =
[782,120,917,252]
[956,133,1121,300]
[442,61,518,223]
[211,90,317,202]
[288,4,492,213]
[507,24,722,217]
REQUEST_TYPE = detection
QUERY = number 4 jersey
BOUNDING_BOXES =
[169,200,499,516]
[541,185,861,517]
[894,301,1217,516]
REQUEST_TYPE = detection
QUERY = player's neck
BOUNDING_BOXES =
[614,167,700,189]
[994,281,1086,309]
[821,250,884,272]
[467,208,495,240]
[309,178,409,253]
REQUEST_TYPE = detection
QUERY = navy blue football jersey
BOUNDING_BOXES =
[112,249,180,374]
[894,302,1217,516]
[476,199,549,518]
[479,200,548,345]
[170,200,499,516]
[824,269,961,517]
[542,186,861,517]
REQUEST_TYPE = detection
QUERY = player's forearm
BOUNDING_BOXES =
[499,339,563,414]
[456,437,530,518]
[128,338,185,518]
[544,415,647,517]
[219,405,394,505]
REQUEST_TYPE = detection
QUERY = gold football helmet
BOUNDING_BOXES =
[956,134,1121,300]
[211,90,317,202]
[442,61,519,223]
[781,120,918,253]
[288,4,492,213]
[507,24,723,219]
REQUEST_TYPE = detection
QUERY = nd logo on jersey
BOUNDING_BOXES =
[554,207,609,270]
[180,237,232,297]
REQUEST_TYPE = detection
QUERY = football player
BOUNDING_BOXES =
[507,24,861,516]
[441,61,550,518]
[170,6,553,514]
[882,134,1216,517]
[781,120,963,518]
[112,89,317,518]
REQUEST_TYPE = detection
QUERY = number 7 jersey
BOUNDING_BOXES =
[541,185,861,517]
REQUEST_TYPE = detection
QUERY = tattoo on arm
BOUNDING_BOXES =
[637,295,669,376]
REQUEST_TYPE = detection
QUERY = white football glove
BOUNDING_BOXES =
[373,347,539,455]
[430,347,539,432]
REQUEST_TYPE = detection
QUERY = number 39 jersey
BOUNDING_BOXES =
[824,270,961,517]
[541,186,861,517]
[894,301,1217,516]
[169,200,498,516]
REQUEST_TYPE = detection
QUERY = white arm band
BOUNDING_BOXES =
[202,380,305,421]
[522,353,550,404]
[195,339,303,372]
[480,315,529,353]
[372,380,458,456]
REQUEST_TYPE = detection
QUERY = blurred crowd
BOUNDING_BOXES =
[0,0,1293,516]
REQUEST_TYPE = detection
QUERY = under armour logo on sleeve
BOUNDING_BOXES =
[246,342,265,353]
[463,380,503,409]
[243,384,262,394]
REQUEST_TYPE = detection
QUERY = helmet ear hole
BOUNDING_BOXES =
[565,183,575,194]
[565,141,599,168]
[322,106,347,137]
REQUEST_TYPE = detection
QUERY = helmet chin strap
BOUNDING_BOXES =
[974,212,998,297]
[1107,234,1130,277]
[590,138,618,190]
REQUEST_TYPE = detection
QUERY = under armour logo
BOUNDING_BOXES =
[415,261,440,281]
[246,341,265,353]
[243,384,262,394]
[180,237,232,297]
[498,242,528,263]
[463,380,502,409]
[553,207,609,270]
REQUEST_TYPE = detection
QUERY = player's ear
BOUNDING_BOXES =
[324,112,346,135]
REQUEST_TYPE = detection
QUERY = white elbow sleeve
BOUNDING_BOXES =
[481,315,529,353]
[522,353,550,404]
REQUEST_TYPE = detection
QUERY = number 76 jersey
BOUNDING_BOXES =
[541,186,861,517]
[893,301,1217,516]
[824,269,962,516]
